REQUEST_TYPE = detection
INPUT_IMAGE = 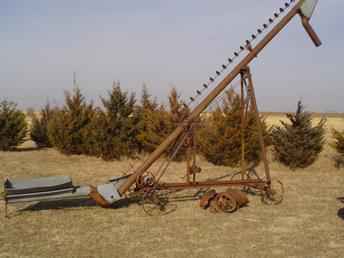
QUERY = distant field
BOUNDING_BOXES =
[262,112,344,118]
[265,114,344,135]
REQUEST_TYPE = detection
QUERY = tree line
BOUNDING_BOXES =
[1,83,343,170]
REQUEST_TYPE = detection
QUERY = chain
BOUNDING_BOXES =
[183,0,296,110]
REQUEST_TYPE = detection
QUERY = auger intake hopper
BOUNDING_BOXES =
[3,175,128,208]
[4,176,90,203]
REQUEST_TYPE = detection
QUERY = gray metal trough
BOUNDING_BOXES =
[3,175,128,217]
[4,176,91,204]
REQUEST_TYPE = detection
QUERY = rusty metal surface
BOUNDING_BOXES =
[261,180,284,205]
[135,173,156,190]
[204,189,249,213]
[200,189,217,209]
[117,1,306,196]
[141,191,177,216]
[156,179,266,191]
[215,192,238,213]
[89,186,111,208]
[301,15,322,47]
[226,188,249,207]
[3,1,322,215]
[242,67,272,184]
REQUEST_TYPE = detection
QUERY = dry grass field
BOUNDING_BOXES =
[1,115,344,258]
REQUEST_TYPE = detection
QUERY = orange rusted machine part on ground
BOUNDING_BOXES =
[3,0,322,217]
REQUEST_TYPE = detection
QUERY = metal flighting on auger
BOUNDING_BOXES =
[2,0,322,217]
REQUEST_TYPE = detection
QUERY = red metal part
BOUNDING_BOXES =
[215,192,238,213]
[226,188,249,207]
[200,189,217,209]
[89,186,111,208]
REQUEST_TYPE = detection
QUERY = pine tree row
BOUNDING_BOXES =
[0,85,343,170]
[30,83,188,160]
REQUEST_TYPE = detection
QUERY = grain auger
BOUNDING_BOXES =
[3,0,322,216]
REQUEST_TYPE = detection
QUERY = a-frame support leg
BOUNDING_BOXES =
[241,66,271,184]
[239,73,247,180]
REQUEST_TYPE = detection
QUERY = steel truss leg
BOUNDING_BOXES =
[240,67,271,184]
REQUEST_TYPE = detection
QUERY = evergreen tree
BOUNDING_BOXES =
[168,87,189,126]
[30,103,56,147]
[271,101,326,169]
[0,100,28,151]
[92,82,137,160]
[141,83,158,111]
[167,87,190,161]
[331,129,344,168]
[48,87,95,155]
[198,89,269,167]
[135,86,172,153]
[26,107,35,119]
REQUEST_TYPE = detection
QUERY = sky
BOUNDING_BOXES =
[1,0,343,112]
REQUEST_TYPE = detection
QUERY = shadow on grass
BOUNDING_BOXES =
[337,197,344,220]
[337,207,344,220]
[21,198,96,211]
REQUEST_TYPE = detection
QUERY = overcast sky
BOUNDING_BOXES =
[1,0,343,112]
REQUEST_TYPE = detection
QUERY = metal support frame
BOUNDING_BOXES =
[240,67,272,184]
[141,67,271,194]
[3,1,322,213]
[118,0,321,196]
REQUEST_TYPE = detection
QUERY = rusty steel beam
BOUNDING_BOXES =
[240,74,246,180]
[300,15,322,47]
[244,67,272,184]
[118,0,312,195]
[156,179,266,190]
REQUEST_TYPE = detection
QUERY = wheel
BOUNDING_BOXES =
[199,189,217,209]
[141,191,177,216]
[135,172,156,191]
[261,180,284,205]
[209,198,221,213]
[230,168,261,194]
[215,192,237,213]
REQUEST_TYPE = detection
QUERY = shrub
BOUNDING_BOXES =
[91,82,138,160]
[48,88,95,155]
[30,103,56,147]
[0,100,28,150]
[331,129,344,168]
[135,85,173,153]
[168,87,189,126]
[271,101,326,169]
[26,107,35,119]
[198,90,269,167]
[167,87,190,161]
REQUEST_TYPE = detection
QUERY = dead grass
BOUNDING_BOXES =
[1,116,344,258]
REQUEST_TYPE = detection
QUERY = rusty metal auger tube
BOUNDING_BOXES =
[2,1,323,212]
[118,1,310,196]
